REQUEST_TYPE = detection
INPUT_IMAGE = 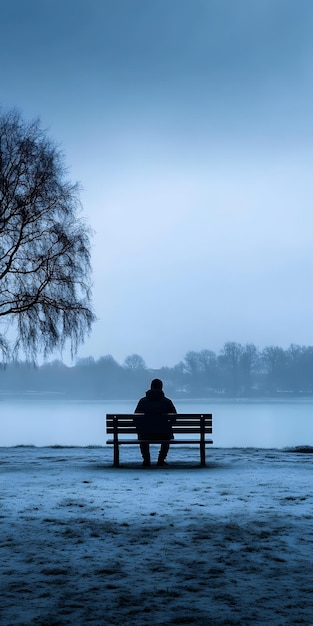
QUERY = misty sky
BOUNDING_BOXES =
[1,0,313,368]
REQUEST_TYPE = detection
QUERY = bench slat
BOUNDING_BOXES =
[173,427,212,433]
[106,425,212,432]
[107,428,212,434]
[106,428,212,432]
[106,416,212,427]
[106,413,212,419]
[106,417,212,423]
[107,439,213,445]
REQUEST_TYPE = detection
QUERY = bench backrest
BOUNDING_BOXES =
[106,413,212,435]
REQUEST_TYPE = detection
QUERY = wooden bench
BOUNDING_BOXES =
[106,413,213,467]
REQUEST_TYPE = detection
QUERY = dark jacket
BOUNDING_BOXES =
[134,388,177,438]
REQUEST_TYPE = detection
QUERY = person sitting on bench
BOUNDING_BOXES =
[134,379,177,467]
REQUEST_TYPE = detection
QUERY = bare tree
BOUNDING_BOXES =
[261,345,287,393]
[219,341,243,395]
[0,109,95,361]
[240,343,259,394]
[123,354,146,370]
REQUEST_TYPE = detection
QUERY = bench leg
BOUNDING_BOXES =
[200,441,206,467]
[113,441,120,467]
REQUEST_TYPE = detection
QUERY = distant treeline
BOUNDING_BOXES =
[1,342,313,400]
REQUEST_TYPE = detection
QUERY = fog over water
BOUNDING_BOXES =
[1,399,312,449]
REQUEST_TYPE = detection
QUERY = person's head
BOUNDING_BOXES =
[150,378,163,390]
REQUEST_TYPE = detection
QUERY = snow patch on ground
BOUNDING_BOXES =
[1,446,313,625]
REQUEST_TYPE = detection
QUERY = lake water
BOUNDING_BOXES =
[0,397,313,448]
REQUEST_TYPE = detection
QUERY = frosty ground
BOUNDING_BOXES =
[1,445,313,625]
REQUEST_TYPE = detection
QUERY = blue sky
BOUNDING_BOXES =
[1,0,313,367]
